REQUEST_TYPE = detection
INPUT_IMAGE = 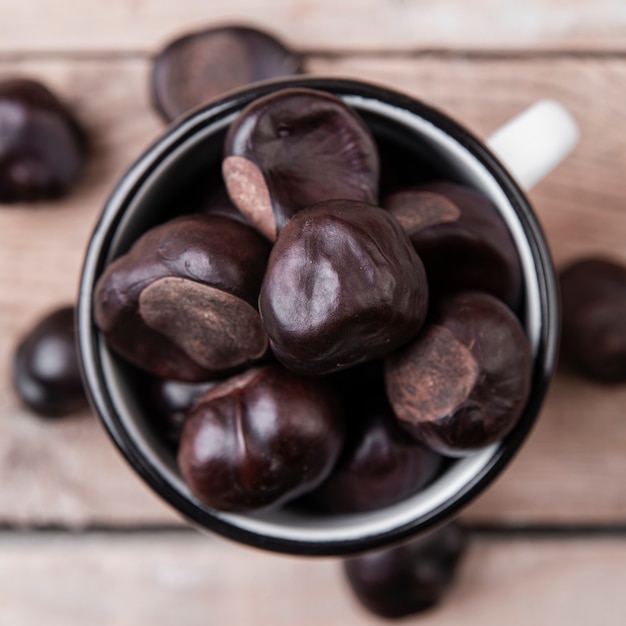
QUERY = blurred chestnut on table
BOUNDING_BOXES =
[0,78,87,203]
[177,364,345,512]
[559,256,626,383]
[94,214,271,381]
[223,88,380,241]
[259,199,428,376]
[385,291,531,456]
[12,305,87,417]
[151,25,302,122]
[343,522,468,619]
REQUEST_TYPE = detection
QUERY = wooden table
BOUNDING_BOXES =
[1,2,626,623]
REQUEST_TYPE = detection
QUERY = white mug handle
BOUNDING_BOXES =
[486,100,579,190]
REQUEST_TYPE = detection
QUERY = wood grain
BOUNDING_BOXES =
[1,1,626,53]
[1,531,626,625]
[1,55,626,527]
[309,55,626,268]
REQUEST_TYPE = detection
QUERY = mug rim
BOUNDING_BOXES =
[77,76,559,556]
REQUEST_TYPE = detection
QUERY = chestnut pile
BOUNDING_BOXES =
[94,87,532,515]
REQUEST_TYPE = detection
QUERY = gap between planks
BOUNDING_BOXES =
[4,48,626,62]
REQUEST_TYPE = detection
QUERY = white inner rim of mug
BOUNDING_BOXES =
[100,95,541,546]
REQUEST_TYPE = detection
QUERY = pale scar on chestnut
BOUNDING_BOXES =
[138,276,268,371]
[384,191,461,236]
[222,155,277,241]
[385,325,480,425]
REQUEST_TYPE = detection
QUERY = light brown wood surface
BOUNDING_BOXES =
[1,3,626,623]
[2,531,626,625]
[1,0,626,52]
[1,55,625,527]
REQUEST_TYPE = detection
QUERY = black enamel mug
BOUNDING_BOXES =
[77,77,576,556]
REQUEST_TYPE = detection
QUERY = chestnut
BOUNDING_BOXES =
[385,187,461,236]
[94,213,271,381]
[343,522,468,618]
[222,88,380,241]
[303,383,443,514]
[0,78,87,203]
[12,305,87,417]
[197,186,251,225]
[559,256,626,383]
[151,25,302,122]
[390,181,523,309]
[385,291,531,456]
[258,199,428,376]
[177,364,345,512]
[145,377,216,447]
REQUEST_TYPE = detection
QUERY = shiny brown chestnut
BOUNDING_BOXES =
[385,291,531,456]
[385,187,461,236]
[559,256,626,383]
[389,181,523,309]
[145,377,216,447]
[222,88,380,241]
[12,305,87,417]
[259,199,428,376]
[177,364,345,512]
[343,522,467,619]
[0,78,87,203]
[303,384,443,514]
[151,25,302,122]
[94,213,271,381]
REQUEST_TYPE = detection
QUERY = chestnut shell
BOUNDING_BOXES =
[94,213,270,380]
[404,181,523,310]
[259,199,428,375]
[223,87,380,240]
[343,522,468,618]
[177,365,345,512]
[152,25,302,122]
[12,305,87,417]
[385,291,532,456]
[559,256,626,383]
[0,78,87,203]
[303,384,443,514]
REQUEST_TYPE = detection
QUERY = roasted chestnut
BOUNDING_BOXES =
[222,88,380,241]
[343,522,468,619]
[177,364,345,512]
[303,383,443,514]
[12,305,87,417]
[0,78,87,203]
[151,25,302,122]
[559,256,626,383]
[385,291,531,456]
[259,199,428,376]
[94,214,271,381]
[390,182,523,309]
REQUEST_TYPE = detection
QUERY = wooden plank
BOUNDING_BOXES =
[1,1,626,53]
[1,56,626,527]
[1,531,626,625]
[0,58,177,527]
[309,55,626,269]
